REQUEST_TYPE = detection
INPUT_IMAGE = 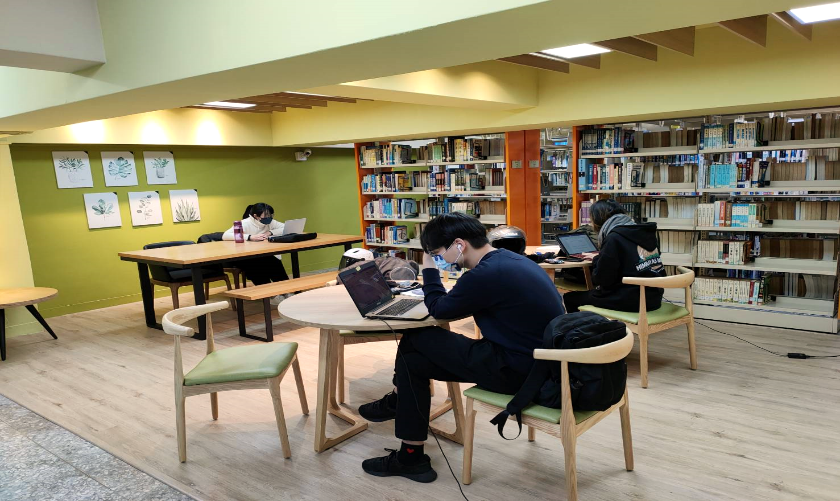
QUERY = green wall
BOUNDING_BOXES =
[11,144,360,319]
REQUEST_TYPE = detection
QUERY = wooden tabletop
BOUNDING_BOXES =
[278,285,445,331]
[118,234,363,266]
[0,288,58,308]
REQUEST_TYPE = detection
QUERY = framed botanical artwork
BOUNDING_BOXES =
[102,151,138,187]
[83,192,122,229]
[169,189,200,223]
[53,151,93,188]
[143,151,177,185]
[128,191,163,226]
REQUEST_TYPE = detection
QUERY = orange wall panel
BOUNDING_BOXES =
[524,129,542,246]
[505,131,526,232]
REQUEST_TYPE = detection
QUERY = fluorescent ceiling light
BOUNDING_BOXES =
[201,101,255,109]
[788,118,805,123]
[539,43,610,59]
[790,2,840,23]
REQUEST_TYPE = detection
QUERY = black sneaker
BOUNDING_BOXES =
[358,391,397,422]
[362,448,437,483]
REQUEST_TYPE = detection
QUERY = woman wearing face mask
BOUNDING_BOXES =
[562,198,665,313]
[222,203,289,288]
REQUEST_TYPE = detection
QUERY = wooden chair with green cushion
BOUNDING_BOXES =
[579,265,697,388]
[162,302,308,462]
[462,328,635,501]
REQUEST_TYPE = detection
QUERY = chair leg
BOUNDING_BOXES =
[170,285,180,310]
[528,426,536,442]
[268,377,292,459]
[462,397,476,484]
[204,282,210,299]
[175,393,187,463]
[687,319,698,370]
[639,332,650,388]
[223,276,236,311]
[210,392,218,420]
[429,379,436,397]
[562,432,578,501]
[619,391,634,471]
[292,356,309,415]
[337,341,346,404]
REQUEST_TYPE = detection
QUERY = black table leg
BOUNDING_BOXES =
[290,252,300,278]
[0,309,5,361]
[137,263,161,330]
[191,267,207,340]
[344,243,353,251]
[25,305,57,339]
[236,299,246,337]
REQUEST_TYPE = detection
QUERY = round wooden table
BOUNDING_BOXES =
[539,260,594,289]
[278,285,464,452]
[0,287,59,361]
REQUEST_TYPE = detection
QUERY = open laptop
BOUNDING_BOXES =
[556,233,598,260]
[339,261,429,320]
[282,218,306,235]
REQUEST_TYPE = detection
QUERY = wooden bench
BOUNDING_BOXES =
[221,272,336,342]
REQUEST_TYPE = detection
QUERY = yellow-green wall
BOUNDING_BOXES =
[0,145,40,337]
[10,144,359,322]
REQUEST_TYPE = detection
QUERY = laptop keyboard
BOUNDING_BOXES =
[376,299,423,317]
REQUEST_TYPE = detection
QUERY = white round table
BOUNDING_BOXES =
[279,285,465,452]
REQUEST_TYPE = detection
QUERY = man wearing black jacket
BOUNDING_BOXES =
[563,199,665,313]
[359,213,565,483]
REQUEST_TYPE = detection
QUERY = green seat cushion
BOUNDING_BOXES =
[184,343,298,386]
[555,279,588,292]
[463,386,597,425]
[579,302,689,325]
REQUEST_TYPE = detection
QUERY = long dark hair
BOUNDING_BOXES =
[590,199,626,228]
[242,203,275,219]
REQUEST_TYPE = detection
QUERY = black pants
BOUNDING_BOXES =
[236,256,289,286]
[393,326,528,441]
[563,289,660,313]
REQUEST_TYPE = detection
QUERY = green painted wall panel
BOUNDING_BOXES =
[11,144,359,319]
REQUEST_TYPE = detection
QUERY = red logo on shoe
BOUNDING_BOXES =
[406,448,415,453]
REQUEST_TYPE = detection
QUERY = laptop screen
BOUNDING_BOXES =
[556,233,597,255]
[339,261,393,315]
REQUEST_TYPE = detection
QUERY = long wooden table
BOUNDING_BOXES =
[118,234,362,339]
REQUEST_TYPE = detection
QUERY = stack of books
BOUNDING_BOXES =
[693,277,766,305]
[658,231,693,254]
[365,224,409,245]
[697,239,753,265]
[359,144,415,166]
[696,202,769,227]
[363,199,420,219]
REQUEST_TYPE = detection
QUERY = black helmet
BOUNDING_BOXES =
[487,225,527,255]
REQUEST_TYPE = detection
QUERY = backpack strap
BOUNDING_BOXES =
[489,359,551,440]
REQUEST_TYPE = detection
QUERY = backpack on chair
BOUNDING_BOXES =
[490,311,628,439]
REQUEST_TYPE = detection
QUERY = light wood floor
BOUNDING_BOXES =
[1,291,839,501]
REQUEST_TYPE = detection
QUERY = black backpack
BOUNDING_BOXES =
[490,311,628,439]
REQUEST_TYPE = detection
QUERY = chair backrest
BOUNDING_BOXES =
[143,241,196,281]
[163,302,229,384]
[533,327,634,364]
[622,265,694,289]
[197,232,225,243]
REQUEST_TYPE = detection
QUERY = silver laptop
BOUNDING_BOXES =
[282,218,306,235]
[339,261,428,320]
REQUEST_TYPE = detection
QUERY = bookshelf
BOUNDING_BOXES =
[355,135,510,262]
[539,128,575,244]
[572,108,840,333]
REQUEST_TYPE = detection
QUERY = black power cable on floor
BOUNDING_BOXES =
[381,319,470,501]
[663,298,840,359]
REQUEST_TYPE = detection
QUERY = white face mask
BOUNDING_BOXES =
[433,242,463,272]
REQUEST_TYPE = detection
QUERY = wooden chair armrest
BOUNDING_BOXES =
[622,266,694,288]
[162,302,229,336]
[534,328,634,364]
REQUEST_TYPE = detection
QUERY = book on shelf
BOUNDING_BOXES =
[365,223,409,245]
[657,231,694,254]
[542,171,571,187]
[361,172,427,193]
[758,237,836,260]
[359,144,415,166]
[427,165,505,192]
[618,197,697,220]
[542,199,571,220]
[694,276,766,305]
[767,273,835,299]
[363,198,420,219]
[543,149,571,169]
[697,239,753,265]
[578,158,697,190]
[700,122,764,150]
[580,200,593,225]
[769,201,840,221]
[581,126,699,155]
[426,199,505,218]
[416,137,505,163]
[696,202,768,227]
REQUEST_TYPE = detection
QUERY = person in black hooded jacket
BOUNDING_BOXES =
[563,199,665,313]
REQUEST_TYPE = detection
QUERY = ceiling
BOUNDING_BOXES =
[185,92,365,113]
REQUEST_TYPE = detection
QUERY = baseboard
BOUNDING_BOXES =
[4,319,42,339]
